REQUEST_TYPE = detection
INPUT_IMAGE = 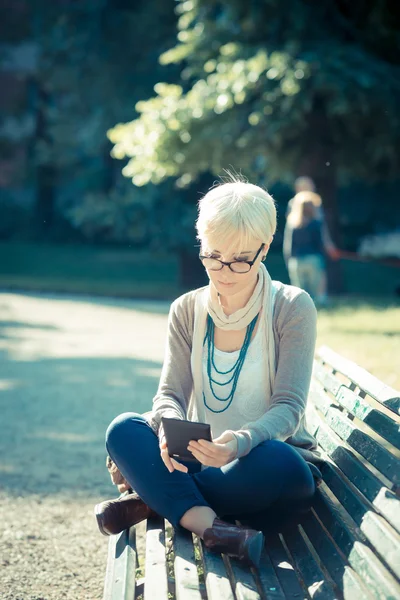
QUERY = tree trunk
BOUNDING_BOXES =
[36,164,56,233]
[34,84,56,236]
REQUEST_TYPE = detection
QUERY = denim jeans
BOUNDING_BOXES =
[288,254,325,300]
[105,412,316,530]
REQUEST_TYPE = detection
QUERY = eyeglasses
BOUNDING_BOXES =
[199,243,265,274]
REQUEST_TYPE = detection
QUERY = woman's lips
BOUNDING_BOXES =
[218,281,236,287]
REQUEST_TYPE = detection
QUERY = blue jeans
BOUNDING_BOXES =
[288,254,325,300]
[105,413,316,530]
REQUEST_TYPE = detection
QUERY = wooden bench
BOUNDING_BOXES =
[102,346,400,600]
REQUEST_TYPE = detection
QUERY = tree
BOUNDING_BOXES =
[0,0,178,237]
[109,0,400,253]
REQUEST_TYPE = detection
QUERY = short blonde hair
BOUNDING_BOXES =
[196,179,276,254]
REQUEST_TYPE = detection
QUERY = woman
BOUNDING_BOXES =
[284,191,327,304]
[95,179,322,568]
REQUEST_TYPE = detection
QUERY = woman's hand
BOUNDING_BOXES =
[187,431,238,467]
[159,426,188,474]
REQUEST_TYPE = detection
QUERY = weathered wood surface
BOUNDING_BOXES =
[103,348,400,599]
[103,528,137,600]
[143,516,169,600]
[317,346,400,414]
[173,529,202,600]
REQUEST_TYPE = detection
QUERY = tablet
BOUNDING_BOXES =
[161,417,212,462]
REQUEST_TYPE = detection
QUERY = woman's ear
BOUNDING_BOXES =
[262,236,273,259]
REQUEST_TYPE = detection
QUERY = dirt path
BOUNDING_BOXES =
[0,292,170,600]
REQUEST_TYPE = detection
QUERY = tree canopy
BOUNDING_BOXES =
[109,0,400,191]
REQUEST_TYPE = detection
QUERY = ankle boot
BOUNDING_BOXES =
[203,518,264,568]
[95,492,157,536]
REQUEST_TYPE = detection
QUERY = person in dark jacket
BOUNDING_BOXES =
[284,191,326,304]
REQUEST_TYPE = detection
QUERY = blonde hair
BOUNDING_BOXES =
[287,191,321,228]
[196,177,276,254]
[294,176,316,193]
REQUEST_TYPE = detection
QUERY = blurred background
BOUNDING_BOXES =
[0,0,399,383]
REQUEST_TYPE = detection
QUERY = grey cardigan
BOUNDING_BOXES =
[149,281,322,465]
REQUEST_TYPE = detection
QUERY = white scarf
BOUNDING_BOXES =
[189,263,277,422]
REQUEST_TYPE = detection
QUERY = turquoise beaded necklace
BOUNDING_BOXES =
[203,313,258,413]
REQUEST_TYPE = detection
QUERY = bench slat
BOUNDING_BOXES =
[313,364,400,450]
[311,382,400,487]
[144,516,169,600]
[348,541,400,600]
[264,532,306,600]
[309,380,333,416]
[361,511,400,580]
[173,529,202,600]
[199,540,235,600]
[372,487,400,535]
[313,361,343,396]
[308,407,386,500]
[103,528,137,600]
[312,486,400,600]
[256,548,288,600]
[317,346,400,415]
[324,407,400,486]
[300,510,372,599]
[281,525,337,599]
[308,406,400,532]
[224,558,262,600]
[336,387,400,450]
[321,462,400,578]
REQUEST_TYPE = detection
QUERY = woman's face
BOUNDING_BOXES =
[201,237,268,298]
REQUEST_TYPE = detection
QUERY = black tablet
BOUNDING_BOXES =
[161,417,212,462]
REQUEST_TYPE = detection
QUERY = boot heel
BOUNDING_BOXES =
[246,530,264,568]
[94,504,109,537]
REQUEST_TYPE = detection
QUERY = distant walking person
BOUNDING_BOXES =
[286,177,339,305]
[286,176,318,217]
[284,191,327,305]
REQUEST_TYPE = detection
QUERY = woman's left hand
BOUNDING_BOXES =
[187,431,238,467]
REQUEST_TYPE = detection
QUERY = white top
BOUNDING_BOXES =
[202,317,269,438]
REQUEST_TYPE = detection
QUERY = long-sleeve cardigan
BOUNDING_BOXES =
[149,281,322,465]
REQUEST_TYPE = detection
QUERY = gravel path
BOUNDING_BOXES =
[0,292,170,600]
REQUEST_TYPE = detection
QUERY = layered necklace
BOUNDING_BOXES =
[203,313,258,413]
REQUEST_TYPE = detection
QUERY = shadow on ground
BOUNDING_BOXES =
[0,296,166,499]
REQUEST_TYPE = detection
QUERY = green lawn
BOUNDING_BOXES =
[316,298,400,388]
[0,241,181,300]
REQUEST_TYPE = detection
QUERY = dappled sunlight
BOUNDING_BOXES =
[277,561,293,570]
[0,463,17,473]
[0,292,168,499]
[0,378,21,391]
[0,292,169,363]
[26,430,100,443]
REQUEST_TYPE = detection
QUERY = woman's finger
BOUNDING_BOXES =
[188,446,215,466]
[188,440,219,458]
[171,458,188,473]
[161,445,188,473]
[161,447,174,473]
[189,439,229,459]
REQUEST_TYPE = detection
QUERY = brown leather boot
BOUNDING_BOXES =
[94,492,158,536]
[203,518,264,568]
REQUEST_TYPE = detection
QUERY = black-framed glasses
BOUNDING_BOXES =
[199,243,265,274]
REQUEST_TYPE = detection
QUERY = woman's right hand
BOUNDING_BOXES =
[159,426,188,473]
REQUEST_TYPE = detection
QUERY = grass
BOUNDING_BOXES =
[316,297,400,388]
[0,241,181,300]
